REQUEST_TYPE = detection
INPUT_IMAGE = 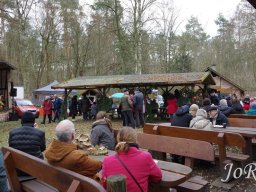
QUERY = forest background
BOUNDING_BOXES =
[0,0,256,97]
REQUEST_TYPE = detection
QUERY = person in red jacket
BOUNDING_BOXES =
[41,96,53,124]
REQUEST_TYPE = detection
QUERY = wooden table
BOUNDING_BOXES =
[213,126,256,160]
[91,150,192,189]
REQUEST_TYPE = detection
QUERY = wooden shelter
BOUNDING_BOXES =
[52,72,216,95]
[205,66,244,98]
[0,61,16,109]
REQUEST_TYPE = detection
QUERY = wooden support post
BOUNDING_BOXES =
[106,174,126,192]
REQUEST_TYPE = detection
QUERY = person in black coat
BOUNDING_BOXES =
[231,98,245,114]
[9,112,46,175]
[171,105,192,127]
[206,105,229,126]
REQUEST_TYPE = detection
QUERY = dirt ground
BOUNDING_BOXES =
[0,116,255,191]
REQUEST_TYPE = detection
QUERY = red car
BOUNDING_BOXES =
[13,99,40,118]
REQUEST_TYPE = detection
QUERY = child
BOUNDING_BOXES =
[90,101,97,119]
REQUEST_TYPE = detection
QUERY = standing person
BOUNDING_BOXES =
[53,94,62,122]
[70,95,78,121]
[0,152,8,192]
[101,127,162,192]
[41,96,53,124]
[120,89,135,128]
[81,95,91,120]
[90,101,97,119]
[9,111,46,176]
[90,111,115,150]
[133,87,145,128]
[44,120,102,179]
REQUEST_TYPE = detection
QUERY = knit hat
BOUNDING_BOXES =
[219,99,228,106]
[189,104,199,111]
[21,111,35,124]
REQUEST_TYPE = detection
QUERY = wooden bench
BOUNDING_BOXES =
[137,133,211,191]
[229,114,256,119]
[228,117,256,128]
[1,146,105,192]
[143,124,250,172]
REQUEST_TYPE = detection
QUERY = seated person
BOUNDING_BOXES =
[189,104,199,118]
[218,99,234,117]
[45,119,102,179]
[231,98,245,114]
[9,112,46,176]
[91,111,115,150]
[102,127,162,192]
[190,109,213,130]
[0,152,8,192]
[171,104,192,127]
[206,105,229,126]
[9,111,46,159]
[246,102,256,115]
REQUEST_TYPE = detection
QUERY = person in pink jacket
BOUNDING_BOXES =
[101,127,162,192]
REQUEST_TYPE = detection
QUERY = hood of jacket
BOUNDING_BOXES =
[92,119,112,130]
[45,139,77,162]
[195,109,208,119]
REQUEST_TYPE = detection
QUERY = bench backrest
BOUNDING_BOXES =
[137,133,215,162]
[229,114,256,119]
[143,123,247,149]
[228,117,256,128]
[1,147,105,192]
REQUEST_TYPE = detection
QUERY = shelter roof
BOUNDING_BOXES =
[52,72,215,90]
[205,67,244,93]
[0,61,16,70]
[34,80,77,94]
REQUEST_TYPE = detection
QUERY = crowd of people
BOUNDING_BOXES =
[0,110,162,192]
[2,88,256,191]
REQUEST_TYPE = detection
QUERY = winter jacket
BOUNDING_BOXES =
[231,103,245,114]
[171,106,192,127]
[0,152,8,192]
[91,119,115,150]
[211,111,229,126]
[42,100,52,115]
[53,98,62,110]
[133,91,144,110]
[190,109,213,130]
[81,97,91,113]
[246,102,256,115]
[45,139,101,178]
[102,147,162,192]
[9,124,46,159]
[166,98,178,115]
[120,95,132,112]
[218,105,234,117]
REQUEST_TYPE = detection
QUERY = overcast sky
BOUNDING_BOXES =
[173,0,241,36]
[80,0,242,37]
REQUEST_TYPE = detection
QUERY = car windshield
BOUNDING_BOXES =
[16,100,34,106]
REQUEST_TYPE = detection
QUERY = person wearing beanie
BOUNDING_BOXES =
[246,102,256,115]
[9,111,46,176]
[189,104,199,118]
[190,109,213,130]
[218,99,234,117]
